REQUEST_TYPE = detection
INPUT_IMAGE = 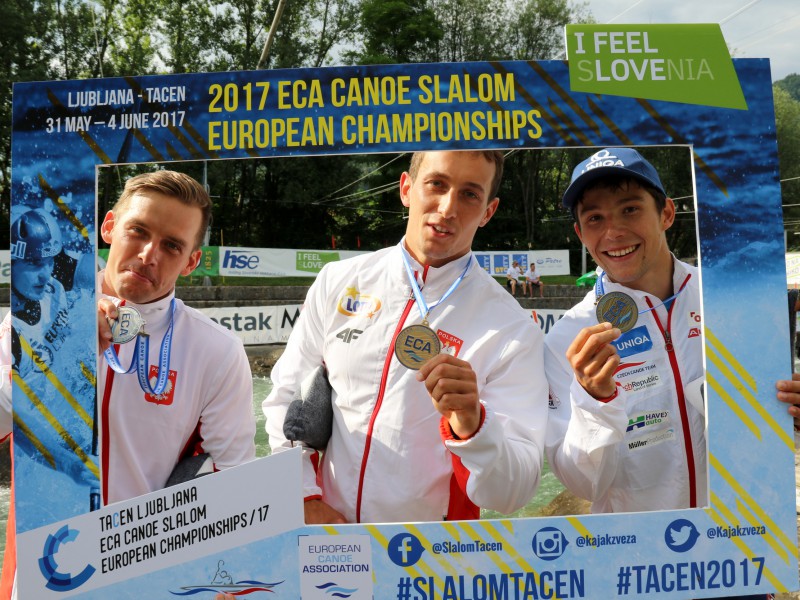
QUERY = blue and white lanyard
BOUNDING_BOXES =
[594,271,684,314]
[401,252,472,324]
[103,300,175,395]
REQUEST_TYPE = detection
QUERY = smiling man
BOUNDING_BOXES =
[544,147,707,515]
[264,150,548,524]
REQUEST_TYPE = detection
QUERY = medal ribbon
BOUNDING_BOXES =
[595,270,687,314]
[401,251,472,323]
[103,299,175,395]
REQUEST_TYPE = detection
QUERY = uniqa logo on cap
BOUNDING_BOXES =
[583,149,625,173]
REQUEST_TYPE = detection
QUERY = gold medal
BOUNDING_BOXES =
[595,291,638,333]
[108,305,145,344]
[394,323,441,370]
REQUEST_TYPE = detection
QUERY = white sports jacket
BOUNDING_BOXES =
[544,258,707,513]
[264,243,549,523]
[98,273,256,504]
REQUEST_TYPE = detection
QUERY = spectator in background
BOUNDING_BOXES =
[506,260,523,296]
[523,263,544,298]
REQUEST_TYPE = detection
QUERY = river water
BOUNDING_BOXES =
[0,377,564,571]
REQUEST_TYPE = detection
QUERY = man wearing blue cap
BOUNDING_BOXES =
[544,147,707,514]
[545,148,800,531]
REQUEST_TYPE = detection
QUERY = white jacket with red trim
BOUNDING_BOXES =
[97,273,256,504]
[264,243,549,523]
[544,258,707,513]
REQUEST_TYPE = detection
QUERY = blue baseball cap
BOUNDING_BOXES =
[562,148,666,214]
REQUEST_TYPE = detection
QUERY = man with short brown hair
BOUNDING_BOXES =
[265,150,548,525]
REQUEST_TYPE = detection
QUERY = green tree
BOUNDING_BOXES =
[774,85,800,248]
[503,0,589,60]
[110,0,159,76]
[0,0,58,245]
[428,0,506,62]
[346,0,443,65]
[776,73,800,103]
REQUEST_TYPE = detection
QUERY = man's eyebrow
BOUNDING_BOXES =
[579,195,646,213]
[126,218,190,248]
[424,170,486,193]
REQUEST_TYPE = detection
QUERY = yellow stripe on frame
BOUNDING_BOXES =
[12,413,56,468]
[706,370,762,441]
[12,372,99,480]
[706,504,788,592]
[709,454,796,555]
[705,328,756,392]
[706,335,794,450]
[18,335,93,428]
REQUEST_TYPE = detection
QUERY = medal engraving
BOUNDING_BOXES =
[394,324,441,370]
[108,306,145,344]
[595,291,638,333]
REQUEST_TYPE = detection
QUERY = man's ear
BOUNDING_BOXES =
[100,211,116,244]
[479,198,500,227]
[399,172,412,208]
[574,222,584,244]
[181,249,202,277]
[661,197,676,231]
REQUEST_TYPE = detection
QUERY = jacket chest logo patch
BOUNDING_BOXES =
[437,329,463,358]
[612,325,653,359]
[144,367,177,405]
[336,286,381,318]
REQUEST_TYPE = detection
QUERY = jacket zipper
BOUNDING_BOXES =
[645,274,696,508]
[355,267,426,522]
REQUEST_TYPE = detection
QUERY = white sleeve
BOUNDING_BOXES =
[263,269,330,499]
[544,332,629,503]
[0,313,12,441]
[198,335,256,470]
[445,322,549,515]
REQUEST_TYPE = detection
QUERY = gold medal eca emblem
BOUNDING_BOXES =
[394,324,441,370]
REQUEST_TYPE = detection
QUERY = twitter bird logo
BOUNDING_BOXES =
[664,519,700,552]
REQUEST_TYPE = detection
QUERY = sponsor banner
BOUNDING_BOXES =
[530,308,567,335]
[474,250,570,276]
[787,253,800,286]
[0,250,9,284]
[219,247,368,277]
[16,449,303,597]
[566,24,746,110]
[201,305,301,345]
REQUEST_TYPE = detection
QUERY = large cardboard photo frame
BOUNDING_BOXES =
[9,58,798,597]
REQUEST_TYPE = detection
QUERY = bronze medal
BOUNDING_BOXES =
[595,291,638,333]
[394,324,441,370]
[108,305,145,344]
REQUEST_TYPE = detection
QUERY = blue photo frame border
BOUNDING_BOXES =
[9,58,798,597]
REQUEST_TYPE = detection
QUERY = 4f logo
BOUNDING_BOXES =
[336,328,362,343]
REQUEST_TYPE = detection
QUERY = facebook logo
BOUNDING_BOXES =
[387,533,424,567]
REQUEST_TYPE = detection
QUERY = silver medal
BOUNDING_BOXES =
[108,305,145,344]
